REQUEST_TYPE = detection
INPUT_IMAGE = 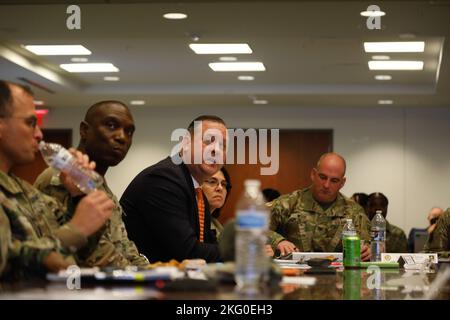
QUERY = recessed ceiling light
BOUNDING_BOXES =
[24,45,91,55]
[368,61,423,70]
[374,75,392,80]
[60,63,119,73]
[130,100,145,105]
[219,56,237,62]
[163,13,187,20]
[360,10,386,17]
[33,100,45,106]
[189,43,252,54]
[253,99,268,105]
[103,76,120,81]
[238,75,255,81]
[364,41,425,53]
[71,57,89,62]
[378,99,393,105]
[209,62,265,72]
[371,55,390,60]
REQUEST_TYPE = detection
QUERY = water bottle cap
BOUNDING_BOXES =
[375,210,383,215]
[243,179,261,187]
[346,218,352,223]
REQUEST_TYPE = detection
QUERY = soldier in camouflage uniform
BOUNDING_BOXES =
[269,153,372,261]
[366,192,408,253]
[0,80,113,278]
[0,207,11,276]
[424,208,450,258]
[35,101,148,268]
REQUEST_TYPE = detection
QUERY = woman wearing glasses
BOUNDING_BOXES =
[201,167,232,239]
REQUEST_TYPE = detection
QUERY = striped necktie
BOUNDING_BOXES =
[195,188,205,242]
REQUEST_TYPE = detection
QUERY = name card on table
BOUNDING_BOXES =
[292,252,343,262]
[381,253,438,265]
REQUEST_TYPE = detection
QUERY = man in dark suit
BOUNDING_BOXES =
[120,115,227,263]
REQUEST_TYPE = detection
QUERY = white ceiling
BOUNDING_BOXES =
[0,0,449,108]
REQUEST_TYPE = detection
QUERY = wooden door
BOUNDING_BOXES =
[220,129,332,224]
[11,129,72,184]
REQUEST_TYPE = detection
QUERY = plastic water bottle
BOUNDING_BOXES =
[342,219,360,268]
[39,141,103,193]
[342,218,357,238]
[370,210,386,262]
[235,179,270,295]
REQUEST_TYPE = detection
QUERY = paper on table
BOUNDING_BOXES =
[281,276,317,286]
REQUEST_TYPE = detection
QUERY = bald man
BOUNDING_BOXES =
[35,101,148,268]
[268,152,371,261]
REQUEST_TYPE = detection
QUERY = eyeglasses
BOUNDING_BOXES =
[1,115,38,129]
[204,178,229,189]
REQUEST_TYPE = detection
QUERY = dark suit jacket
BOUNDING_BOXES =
[120,156,221,263]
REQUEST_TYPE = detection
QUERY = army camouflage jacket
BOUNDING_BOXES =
[0,171,83,278]
[424,208,450,258]
[0,206,11,276]
[268,186,370,252]
[35,167,148,267]
[386,221,408,253]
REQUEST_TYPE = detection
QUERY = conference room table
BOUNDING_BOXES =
[0,263,449,300]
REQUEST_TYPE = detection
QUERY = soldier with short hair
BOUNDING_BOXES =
[0,80,113,278]
[35,100,148,268]
[268,152,371,261]
[424,208,450,258]
[366,192,408,253]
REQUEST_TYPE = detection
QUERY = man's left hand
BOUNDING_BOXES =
[361,244,371,261]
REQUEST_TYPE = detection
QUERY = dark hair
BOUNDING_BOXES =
[211,166,232,219]
[187,115,226,134]
[262,188,281,202]
[367,192,389,206]
[0,80,33,117]
[84,100,130,123]
[351,192,369,208]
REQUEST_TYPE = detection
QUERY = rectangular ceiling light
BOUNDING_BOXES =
[209,62,265,72]
[60,63,119,73]
[364,41,425,53]
[189,43,252,54]
[24,45,92,55]
[368,60,424,70]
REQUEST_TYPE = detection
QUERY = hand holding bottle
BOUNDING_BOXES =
[39,141,103,195]
[59,148,97,196]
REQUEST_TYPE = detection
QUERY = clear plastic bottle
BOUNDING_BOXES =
[39,141,103,194]
[370,210,386,262]
[342,219,357,239]
[234,179,270,295]
[342,218,361,268]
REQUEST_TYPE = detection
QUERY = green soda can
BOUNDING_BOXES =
[343,236,361,268]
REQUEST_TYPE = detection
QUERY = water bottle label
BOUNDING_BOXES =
[236,210,267,229]
[370,229,385,241]
[51,148,72,170]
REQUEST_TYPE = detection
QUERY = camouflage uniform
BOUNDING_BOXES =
[0,171,82,278]
[268,186,370,252]
[424,208,450,258]
[0,206,11,276]
[35,167,148,268]
[386,221,408,253]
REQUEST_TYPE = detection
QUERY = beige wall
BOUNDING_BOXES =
[43,105,450,235]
